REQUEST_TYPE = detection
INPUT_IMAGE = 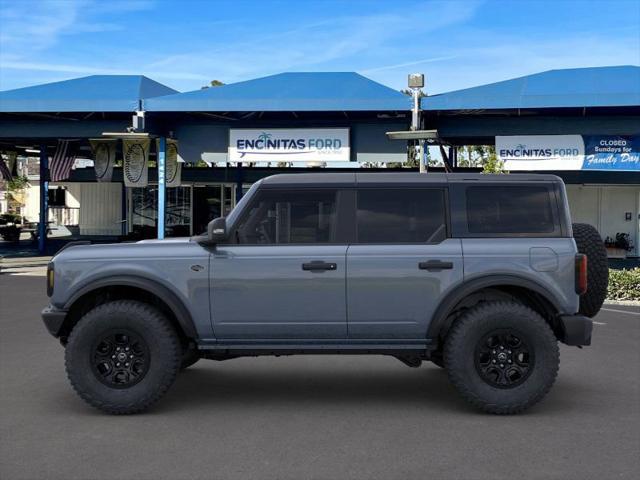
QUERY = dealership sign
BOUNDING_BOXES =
[497,135,640,171]
[496,135,584,170]
[582,136,640,170]
[229,128,350,162]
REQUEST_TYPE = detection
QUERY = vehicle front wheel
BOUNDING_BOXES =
[444,301,559,414]
[181,345,200,370]
[65,300,182,414]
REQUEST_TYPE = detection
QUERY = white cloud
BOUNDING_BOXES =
[361,56,459,74]
[0,60,209,81]
[1,0,637,95]
[134,1,484,89]
[0,0,153,57]
[418,31,640,94]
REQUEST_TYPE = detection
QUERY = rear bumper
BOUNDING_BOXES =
[41,305,68,338]
[558,314,593,346]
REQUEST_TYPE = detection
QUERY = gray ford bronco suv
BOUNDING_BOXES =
[42,173,608,415]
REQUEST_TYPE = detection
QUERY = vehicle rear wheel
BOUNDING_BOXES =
[444,301,559,414]
[572,223,608,318]
[65,300,181,414]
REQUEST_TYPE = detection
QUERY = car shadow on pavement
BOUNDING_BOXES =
[51,359,592,417]
[151,361,476,414]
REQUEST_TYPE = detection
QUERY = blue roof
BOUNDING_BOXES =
[422,66,640,111]
[145,72,411,112]
[0,75,178,113]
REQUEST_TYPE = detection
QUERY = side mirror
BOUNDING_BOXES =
[207,217,227,244]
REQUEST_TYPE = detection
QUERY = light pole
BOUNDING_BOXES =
[408,73,426,173]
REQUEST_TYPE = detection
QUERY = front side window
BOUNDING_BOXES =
[466,186,555,234]
[356,189,447,243]
[235,189,337,244]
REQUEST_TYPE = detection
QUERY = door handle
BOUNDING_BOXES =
[302,261,337,272]
[419,260,453,271]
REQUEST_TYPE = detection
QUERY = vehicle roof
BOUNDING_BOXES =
[260,172,563,187]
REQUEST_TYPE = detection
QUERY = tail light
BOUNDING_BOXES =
[575,254,587,295]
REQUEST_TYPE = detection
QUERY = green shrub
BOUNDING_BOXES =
[607,268,640,301]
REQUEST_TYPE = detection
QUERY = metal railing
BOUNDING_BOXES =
[48,207,79,226]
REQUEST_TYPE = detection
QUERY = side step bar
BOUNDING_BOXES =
[197,340,436,357]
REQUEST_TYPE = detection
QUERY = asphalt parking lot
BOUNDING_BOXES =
[1,273,638,480]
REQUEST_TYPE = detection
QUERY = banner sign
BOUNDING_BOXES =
[496,135,584,170]
[90,139,116,182]
[582,136,640,171]
[156,138,181,187]
[497,135,640,171]
[229,128,350,162]
[123,138,149,187]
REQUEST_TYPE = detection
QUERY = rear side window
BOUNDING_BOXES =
[466,186,555,234]
[356,189,447,243]
[235,189,337,244]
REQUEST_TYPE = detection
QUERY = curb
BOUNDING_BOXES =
[0,258,50,274]
[604,299,640,307]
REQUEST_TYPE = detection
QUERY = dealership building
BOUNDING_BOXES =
[0,66,638,256]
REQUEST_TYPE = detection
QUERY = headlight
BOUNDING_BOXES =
[47,263,54,297]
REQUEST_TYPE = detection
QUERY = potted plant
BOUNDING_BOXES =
[604,233,634,259]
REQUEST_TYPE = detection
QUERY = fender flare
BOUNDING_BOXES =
[427,274,564,340]
[64,275,197,338]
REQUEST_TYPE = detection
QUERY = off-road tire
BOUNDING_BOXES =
[444,301,559,414]
[65,300,181,414]
[572,223,608,318]
[181,346,200,370]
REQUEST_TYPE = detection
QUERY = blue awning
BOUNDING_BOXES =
[145,72,411,112]
[0,75,178,113]
[422,66,640,111]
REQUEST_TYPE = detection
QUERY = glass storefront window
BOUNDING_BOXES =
[223,185,234,216]
[166,187,191,237]
[128,183,237,239]
[130,187,158,239]
[129,186,191,239]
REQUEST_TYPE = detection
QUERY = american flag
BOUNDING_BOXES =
[49,140,78,182]
[0,156,12,181]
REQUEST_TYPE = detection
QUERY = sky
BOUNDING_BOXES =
[0,0,639,94]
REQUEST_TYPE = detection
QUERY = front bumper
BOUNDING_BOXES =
[558,314,593,346]
[41,305,68,338]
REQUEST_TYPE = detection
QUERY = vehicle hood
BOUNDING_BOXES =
[136,237,191,244]
[52,237,198,263]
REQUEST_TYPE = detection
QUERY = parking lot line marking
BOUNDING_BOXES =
[601,308,640,316]
[593,321,607,325]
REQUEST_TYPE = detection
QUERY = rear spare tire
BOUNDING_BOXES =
[572,223,608,317]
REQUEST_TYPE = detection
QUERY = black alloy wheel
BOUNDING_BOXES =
[474,330,533,388]
[91,330,150,388]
